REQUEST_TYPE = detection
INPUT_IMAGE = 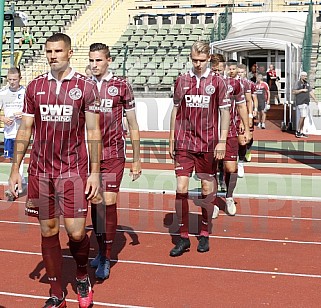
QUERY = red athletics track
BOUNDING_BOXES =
[1,192,321,307]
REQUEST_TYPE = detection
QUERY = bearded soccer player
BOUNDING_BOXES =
[169,41,230,257]
[88,43,141,279]
[8,33,101,308]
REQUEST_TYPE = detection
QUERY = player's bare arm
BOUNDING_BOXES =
[215,107,230,160]
[126,109,142,181]
[245,92,253,128]
[169,106,178,160]
[9,115,33,197]
[252,93,258,117]
[85,111,101,200]
[237,102,251,143]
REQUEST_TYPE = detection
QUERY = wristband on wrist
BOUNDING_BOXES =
[254,108,258,111]
[249,114,253,118]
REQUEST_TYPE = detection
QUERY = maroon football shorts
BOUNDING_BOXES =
[26,174,88,220]
[100,158,125,193]
[174,150,217,181]
[223,136,239,162]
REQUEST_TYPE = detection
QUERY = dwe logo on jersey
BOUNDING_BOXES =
[40,104,73,122]
[185,95,210,108]
[100,98,113,113]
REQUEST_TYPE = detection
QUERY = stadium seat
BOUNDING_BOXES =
[148,41,160,49]
[167,69,179,77]
[127,68,139,78]
[146,62,158,69]
[143,49,156,56]
[136,41,149,49]
[147,76,160,86]
[160,41,171,49]
[140,69,153,77]
[133,62,146,70]
[133,76,146,85]
[162,76,174,86]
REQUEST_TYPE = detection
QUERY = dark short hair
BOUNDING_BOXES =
[227,59,238,66]
[46,33,71,49]
[89,43,110,58]
[210,53,226,64]
[7,67,21,77]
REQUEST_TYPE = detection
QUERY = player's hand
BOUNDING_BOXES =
[253,109,258,118]
[214,142,226,160]
[169,139,175,160]
[3,116,14,126]
[85,173,100,200]
[14,112,22,119]
[130,159,142,181]
[8,170,22,198]
[243,129,251,144]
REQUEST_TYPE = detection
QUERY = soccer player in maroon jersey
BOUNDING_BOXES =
[88,43,141,279]
[237,64,258,177]
[168,41,230,257]
[211,58,250,218]
[256,73,270,129]
[8,33,101,308]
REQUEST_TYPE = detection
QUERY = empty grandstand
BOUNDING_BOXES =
[0,0,320,103]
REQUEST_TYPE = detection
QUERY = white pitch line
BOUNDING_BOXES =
[118,188,321,202]
[1,187,321,202]
[1,220,321,245]
[0,248,321,280]
[0,291,152,308]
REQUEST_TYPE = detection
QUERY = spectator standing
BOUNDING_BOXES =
[266,64,281,105]
[293,71,318,138]
[0,67,27,199]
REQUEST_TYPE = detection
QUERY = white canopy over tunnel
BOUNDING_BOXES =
[210,12,308,129]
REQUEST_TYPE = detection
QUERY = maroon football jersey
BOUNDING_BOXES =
[226,77,245,138]
[23,69,100,178]
[93,73,135,160]
[239,77,252,94]
[173,68,230,152]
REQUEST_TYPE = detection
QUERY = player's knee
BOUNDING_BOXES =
[40,219,59,237]
[68,230,85,242]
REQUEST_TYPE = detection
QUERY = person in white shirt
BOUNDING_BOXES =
[0,67,26,199]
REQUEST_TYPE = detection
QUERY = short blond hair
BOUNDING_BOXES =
[191,40,210,56]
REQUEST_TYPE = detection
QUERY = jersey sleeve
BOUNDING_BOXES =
[84,81,100,113]
[173,76,183,107]
[234,79,246,105]
[23,82,35,116]
[123,80,135,111]
[218,78,231,108]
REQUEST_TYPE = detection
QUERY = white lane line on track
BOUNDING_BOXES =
[1,248,321,279]
[120,188,321,202]
[0,291,152,308]
[0,224,321,246]
[1,187,321,202]
[3,200,321,222]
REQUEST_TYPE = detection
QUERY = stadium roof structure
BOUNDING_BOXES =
[211,12,307,52]
[210,12,309,131]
